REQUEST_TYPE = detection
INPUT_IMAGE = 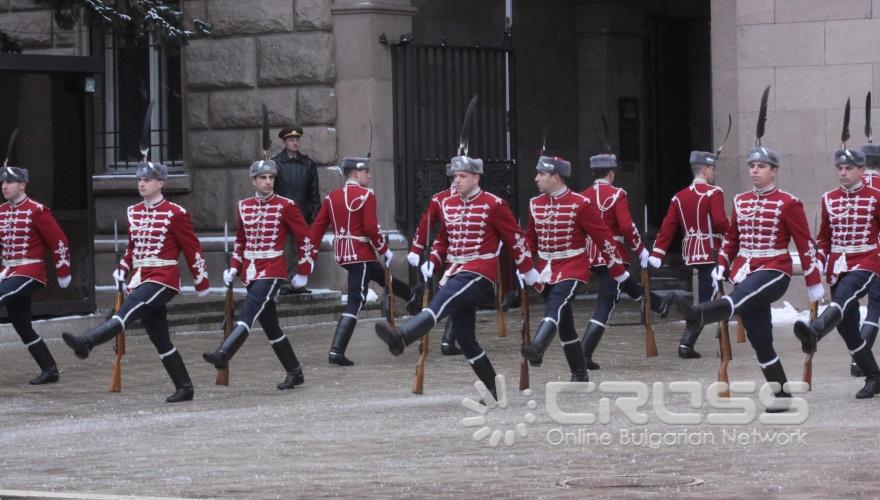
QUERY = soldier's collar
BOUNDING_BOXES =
[143,194,165,208]
[692,178,708,185]
[256,191,276,202]
[550,186,569,199]
[752,184,777,196]
[841,181,864,194]
[594,178,612,186]
[8,193,27,207]
[460,188,482,202]
[344,179,360,187]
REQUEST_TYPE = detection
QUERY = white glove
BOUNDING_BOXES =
[647,256,662,269]
[112,269,126,287]
[420,260,435,281]
[521,268,540,286]
[383,249,394,267]
[57,275,71,289]
[407,251,420,267]
[613,270,631,283]
[292,274,308,289]
[711,265,726,282]
[223,268,238,287]
[639,248,650,268]
[807,284,825,303]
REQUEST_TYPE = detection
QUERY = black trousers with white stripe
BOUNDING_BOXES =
[0,276,44,345]
[861,274,880,332]
[112,282,178,355]
[541,280,580,343]
[724,270,791,366]
[829,270,876,351]
[237,278,285,341]
[342,261,412,319]
[426,272,495,360]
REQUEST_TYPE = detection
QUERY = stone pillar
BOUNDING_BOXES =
[331,0,416,230]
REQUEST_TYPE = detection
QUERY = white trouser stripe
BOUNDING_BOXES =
[0,277,34,304]
[467,350,486,363]
[560,337,579,346]
[759,356,779,369]
[159,347,177,359]
[850,340,868,355]
[838,273,875,313]
[436,275,484,318]
[590,319,606,328]
[25,336,42,347]
[731,272,786,312]
[247,279,279,331]
[269,334,287,344]
[116,285,169,326]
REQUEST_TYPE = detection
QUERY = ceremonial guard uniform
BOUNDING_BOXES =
[793,148,880,398]
[406,164,461,355]
[374,155,538,400]
[0,165,71,384]
[678,145,824,411]
[852,142,880,376]
[202,159,313,390]
[649,151,730,358]
[63,162,210,403]
[309,157,408,366]
[579,153,670,369]
[520,156,631,382]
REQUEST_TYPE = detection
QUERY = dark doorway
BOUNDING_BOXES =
[0,55,99,316]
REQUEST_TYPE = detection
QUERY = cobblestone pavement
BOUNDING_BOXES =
[1,301,879,498]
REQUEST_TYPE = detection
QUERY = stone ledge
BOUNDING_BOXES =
[330,2,418,16]
[92,173,193,194]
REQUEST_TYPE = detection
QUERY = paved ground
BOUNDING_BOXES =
[2,300,879,499]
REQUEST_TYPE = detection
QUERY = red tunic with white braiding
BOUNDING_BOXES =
[862,170,880,188]
[230,193,313,286]
[579,179,645,267]
[718,187,822,286]
[429,189,533,283]
[525,188,626,284]
[0,196,70,284]
[409,186,456,255]
[651,180,730,265]
[118,197,210,293]
[309,180,389,265]
[815,183,880,285]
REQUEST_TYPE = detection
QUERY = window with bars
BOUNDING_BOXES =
[91,28,183,173]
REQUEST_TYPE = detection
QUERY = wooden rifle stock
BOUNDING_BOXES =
[385,266,395,328]
[496,261,506,337]
[641,269,658,357]
[735,317,747,343]
[519,282,531,391]
[716,284,732,398]
[803,301,818,389]
[412,281,430,394]
[216,282,234,386]
[108,286,125,393]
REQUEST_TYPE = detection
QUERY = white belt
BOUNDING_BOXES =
[335,234,370,242]
[448,253,495,264]
[831,243,877,254]
[244,250,284,260]
[1,258,41,267]
[539,248,585,260]
[613,236,624,242]
[683,233,722,241]
[739,248,787,258]
[133,257,178,268]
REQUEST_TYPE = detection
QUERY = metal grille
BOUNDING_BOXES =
[391,37,517,236]
[90,28,183,173]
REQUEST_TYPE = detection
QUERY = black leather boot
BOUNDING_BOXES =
[469,354,498,403]
[328,315,358,366]
[580,322,605,370]
[521,319,557,367]
[374,309,436,356]
[62,319,123,360]
[793,305,842,354]
[27,339,59,385]
[272,337,304,390]
[161,350,194,403]
[852,346,880,399]
[563,339,588,382]
[440,319,462,355]
[677,297,732,333]
[202,323,249,369]
[678,324,703,359]
[761,360,791,413]
[852,322,879,376]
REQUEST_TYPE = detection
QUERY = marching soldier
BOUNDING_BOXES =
[520,156,636,382]
[851,140,880,376]
[579,153,671,370]
[677,145,824,412]
[792,148,880,398]
[202,158,313,390]
[309,157,411,366]
[374,154,538,401]
[63,161,210,403]
[648,151,730,358]
[405,164,461,355]
[0,156,71,385]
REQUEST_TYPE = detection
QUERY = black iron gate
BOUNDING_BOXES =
[390,38,517,236]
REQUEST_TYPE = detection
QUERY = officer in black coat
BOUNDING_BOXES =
[273,126,321,294]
